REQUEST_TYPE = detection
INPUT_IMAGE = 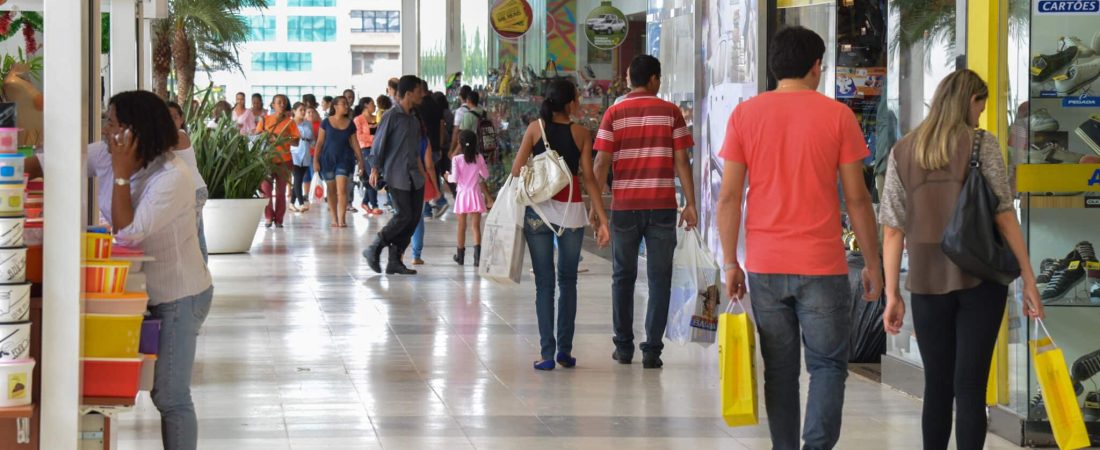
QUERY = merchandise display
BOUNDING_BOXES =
[1037,241,1097,305]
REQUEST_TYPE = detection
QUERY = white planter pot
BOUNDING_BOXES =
[202,198,267,254]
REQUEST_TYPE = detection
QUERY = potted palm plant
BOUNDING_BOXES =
[186,92,282,253]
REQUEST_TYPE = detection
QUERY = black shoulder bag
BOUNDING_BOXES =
[940,129,1021,286]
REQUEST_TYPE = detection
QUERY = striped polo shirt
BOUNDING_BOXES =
[594,92,693,211]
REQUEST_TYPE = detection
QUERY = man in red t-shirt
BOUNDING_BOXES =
[594,55,697,369]
[716,27,882,449]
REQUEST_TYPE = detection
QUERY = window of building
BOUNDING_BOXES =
[253,85,339,100]
[287,16,337,41]
[252,52,313,71]
[287,0,335,6]
[350,10,400,33]
[247,16,276,42]
[351,50,399,75]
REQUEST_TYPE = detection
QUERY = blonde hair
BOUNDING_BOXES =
[912,69,988,170]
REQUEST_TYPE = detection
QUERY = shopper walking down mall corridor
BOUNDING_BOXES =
[879,70,1045,450]
[315,96,365,228]
[715,27,882,450]
[365,75,428,275]
[290,102,315,213]
[513,79,611,371]
[354,97,381,215]
[448,130,488,266]
[256,94,301,228]
[594,54,697,370]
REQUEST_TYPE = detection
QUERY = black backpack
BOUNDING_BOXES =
[471,110,499,160]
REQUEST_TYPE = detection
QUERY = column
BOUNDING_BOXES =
[110,0,139,94]
[445,0,463,76]
[42,2,94,450]
[401,0,420,75]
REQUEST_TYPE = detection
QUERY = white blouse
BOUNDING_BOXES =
[84,142,212,304]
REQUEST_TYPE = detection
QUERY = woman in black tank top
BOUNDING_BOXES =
[509,79,610,371]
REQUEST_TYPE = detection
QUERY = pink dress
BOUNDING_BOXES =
[449,154,489,214]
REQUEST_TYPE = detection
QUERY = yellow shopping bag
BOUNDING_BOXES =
[1030,319,1091,450]
[718,299,758,427]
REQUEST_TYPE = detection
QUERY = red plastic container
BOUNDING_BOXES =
[82,357,142,398]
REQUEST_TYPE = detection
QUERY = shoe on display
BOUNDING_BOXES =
[1029,142,1083,164]
[1055,59,1100,96]
[1041,250,1086,303]
[1037,258,1061,288]
[1063,36,1098,58]
[1075,115,1100,156]
[1084,391,1100,422]
[1032,46,1079,82]
[1030,390,1048,421]
[1072,348,1100,395]
[1030,108,1060,132]
[1077,241,1098,264]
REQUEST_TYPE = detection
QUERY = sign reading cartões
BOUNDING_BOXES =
[1035,0,1100,14]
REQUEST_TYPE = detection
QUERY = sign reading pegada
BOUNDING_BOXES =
[1036,0,1100,14]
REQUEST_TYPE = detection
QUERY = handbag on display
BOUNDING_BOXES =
[940,129,1021,285]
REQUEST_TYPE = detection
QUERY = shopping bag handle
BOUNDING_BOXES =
[725,297,746,314]
[1032,318,1056,346]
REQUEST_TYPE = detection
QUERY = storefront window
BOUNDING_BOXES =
[420,0,447,90]
[462,0,489,87]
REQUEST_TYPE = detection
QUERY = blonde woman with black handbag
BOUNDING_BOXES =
[879,69,1044,450]
[511,78,610,371]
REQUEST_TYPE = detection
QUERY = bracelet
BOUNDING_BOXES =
[722,263,739,271]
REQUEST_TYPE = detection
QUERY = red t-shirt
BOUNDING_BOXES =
[719,90,869,276]
[594,93,693,211]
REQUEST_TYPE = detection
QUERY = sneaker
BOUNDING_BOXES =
[1041,250,1086,303]
[611,349,633,365]
[642,353,664,369]
[1030,389,1048,421]
[1037,258,1061,288]
[1075,114,1100,156]
[1072,349,1100,395]
[1078,241,1098,264]
[1055,59,1100,96]
[1032,46,1079,82]
[1029,142,1082,164]
[1084,391,1100,422]
[1064,36,1098,58]
[1030,108,1060,132]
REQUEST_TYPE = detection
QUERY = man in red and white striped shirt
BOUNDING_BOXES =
[594,54,697,369]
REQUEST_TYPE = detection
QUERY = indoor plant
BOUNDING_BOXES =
[187,90,282,253]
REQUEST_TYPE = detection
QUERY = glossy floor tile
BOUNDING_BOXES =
[113,204,1025,449]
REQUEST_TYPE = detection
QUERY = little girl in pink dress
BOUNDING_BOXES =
[447,130,489,266]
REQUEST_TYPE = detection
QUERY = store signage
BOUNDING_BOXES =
[491,0,534,40]
[584,2,629,51]
[1063,96,1100,107]
[1086,197,1100,208]
[1035,0,1100,14]
[1016,164,1100,193]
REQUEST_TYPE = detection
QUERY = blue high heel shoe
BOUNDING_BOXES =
[555,352,576,368]
[533,360,555,371]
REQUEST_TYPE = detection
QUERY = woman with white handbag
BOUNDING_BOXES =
[511,78,611,371]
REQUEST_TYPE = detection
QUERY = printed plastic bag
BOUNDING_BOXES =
[478,177,526,283]
[667,228,722,346]
[690,230,722,345]
[1030,319,1091,450]
[718,299,758,427]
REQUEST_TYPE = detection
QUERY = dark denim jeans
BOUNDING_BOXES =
[610,209,677,357]
[748,273,852,450]
[523,207,584,361]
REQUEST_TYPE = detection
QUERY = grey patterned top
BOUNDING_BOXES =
[879,131,1014,230]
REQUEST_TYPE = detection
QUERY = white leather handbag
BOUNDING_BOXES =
[514,119,576,236]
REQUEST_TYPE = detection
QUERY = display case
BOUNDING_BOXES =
[1006,2,1100,445]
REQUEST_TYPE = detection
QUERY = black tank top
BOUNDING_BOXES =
[532,120,581,176]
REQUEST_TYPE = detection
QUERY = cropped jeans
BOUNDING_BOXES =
[523,207,584,361]
[748,273,852,450]
[148,285,214,450]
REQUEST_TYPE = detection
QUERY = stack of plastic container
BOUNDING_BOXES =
[81,231,146,399]
[0,131,33,409]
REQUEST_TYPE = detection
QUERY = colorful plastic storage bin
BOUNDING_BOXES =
[83,260,130,294]
[0,246,26,284]
[139,318,160,355]
[82,314,142,358]
[84,292,149,315]
[0,182,22,216]
[0,154,22,183]
[0,129,17,153]
[83,232,113,261]
[0,283,30,322]
[138,354,156,391]
[0,359,34,407]
[0,216,23,248]
[82,357,142,398]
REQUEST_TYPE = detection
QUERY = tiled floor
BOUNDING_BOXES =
[114,205,1026,449]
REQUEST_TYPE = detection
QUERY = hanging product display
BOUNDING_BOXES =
[583,2,628,50]
[490,0,534,40]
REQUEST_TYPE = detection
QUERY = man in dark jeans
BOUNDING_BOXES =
[365,75,427,275]
[716,27,882,450]
[594,55,697,369]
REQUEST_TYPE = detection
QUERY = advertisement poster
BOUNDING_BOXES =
[835,67,885,99]
[583,2,628,50]
[491,0,534,39]
[546,0,578,71]
[697,0,759,265]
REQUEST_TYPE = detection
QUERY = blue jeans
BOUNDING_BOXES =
[523,207,584,361]
[411,213,425,259]
[748,273,851,450]
[148,285,214,450]
[610,209,677,357]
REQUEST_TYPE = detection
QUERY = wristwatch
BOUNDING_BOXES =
[113,178,130,187]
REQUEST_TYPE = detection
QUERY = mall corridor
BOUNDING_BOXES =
[111,210,1023,450]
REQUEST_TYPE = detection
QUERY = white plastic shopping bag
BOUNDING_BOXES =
[689,229,722,345]
[478,177,526,283]
[668,227,701,345]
